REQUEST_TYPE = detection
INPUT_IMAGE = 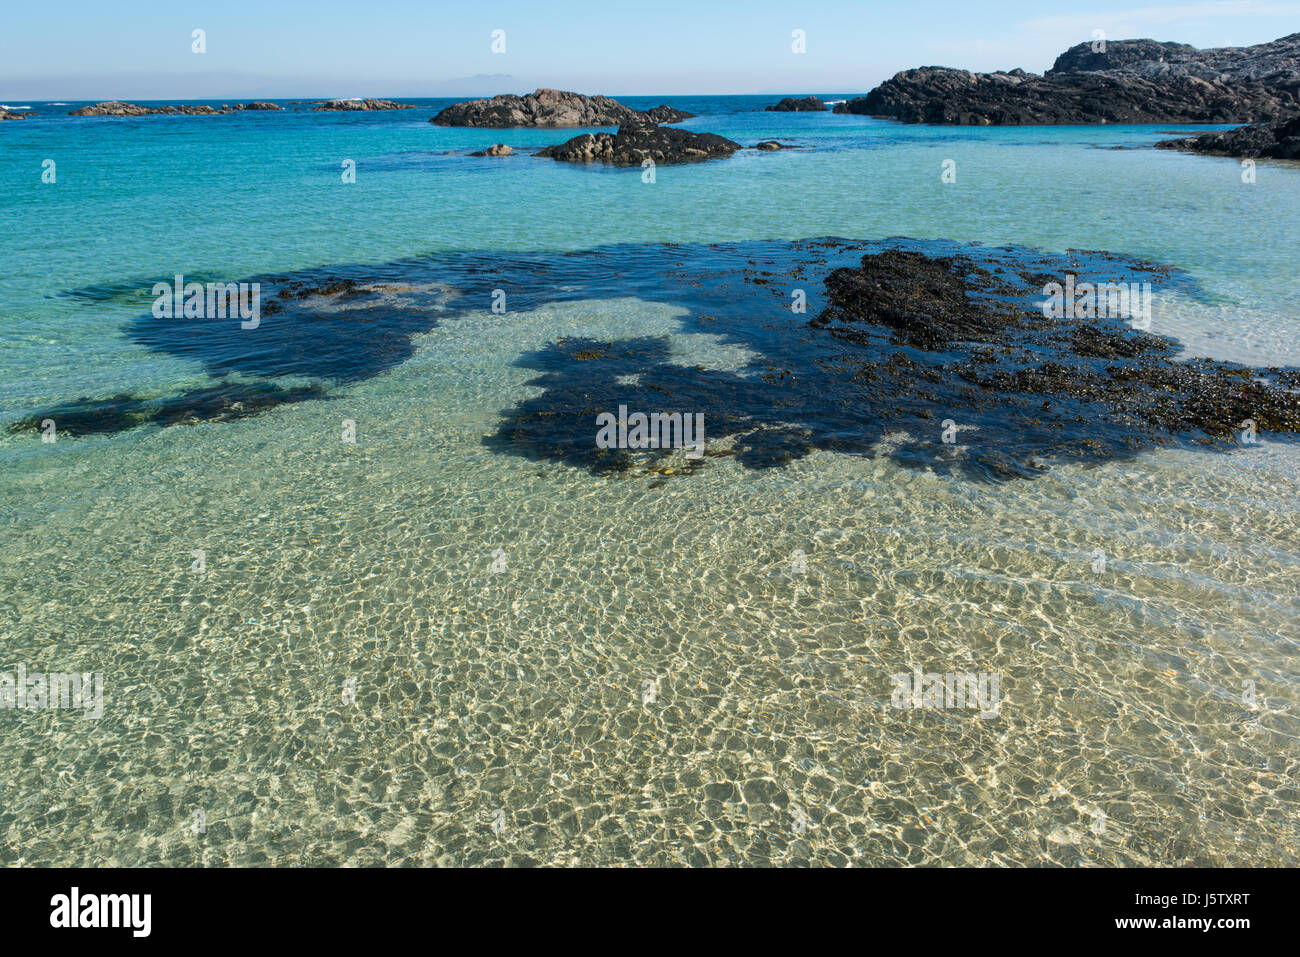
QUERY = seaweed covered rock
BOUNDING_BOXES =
[537,121,740,165]
[812,248,1300,453]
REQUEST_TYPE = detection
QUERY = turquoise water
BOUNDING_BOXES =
[1,98,1298,865]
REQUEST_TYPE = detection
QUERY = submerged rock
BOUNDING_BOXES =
[1156,115,1300,159]
[811,248,1300,456]
[8,383,328,437]
[834,32,1300,124]
[432,88,693,127]
[537,121,740,165]
[470,144,514,156]
[35,239,1298,482]
[313,98,415,111]
[754,140,796,150]
[765,96,827,112]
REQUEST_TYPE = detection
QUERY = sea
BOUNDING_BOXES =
[0,96,1297,865]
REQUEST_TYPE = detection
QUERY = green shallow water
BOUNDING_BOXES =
[0,98,1298,865]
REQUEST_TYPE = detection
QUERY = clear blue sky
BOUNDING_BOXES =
[2,0,1298,99]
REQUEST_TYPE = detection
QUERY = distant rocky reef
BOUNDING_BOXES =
[1156,115,1300,159]
[537,121,739,165]
[765,96,827,112]
[68,100,282,116]
[834,32,1300,124]
[0,110,33,120]
[312,98,413,111]
[432,88,693,127]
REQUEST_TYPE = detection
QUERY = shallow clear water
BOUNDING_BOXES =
[1,98,1298,865]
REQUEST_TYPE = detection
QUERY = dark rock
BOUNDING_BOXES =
[753,140,795,150]
[0,110,31,120]
[765,96,827,112]
[1156,114,1300,158]
[1048,33,1300,80]
[834,32,1300,124]
[68,101,233,116]
[70,101,222,116]
[313,98,415,111]
[642,104,695,123]
[470,144,514,157]
[69,101,155,116]
[432,88,693,127]
[536,121,740,165]
[235,101,282,111]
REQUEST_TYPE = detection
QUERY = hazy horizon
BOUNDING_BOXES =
[2,0,1298,101]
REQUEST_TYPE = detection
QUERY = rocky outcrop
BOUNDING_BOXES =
[470,144,514,156]
[1156,115,1300,159]
[69,100,282,116]
[70,101,155,116]
[536,121,739,165]
[313,98,414,111]
[765,96,827,112]
[432,88,693,127]
[0,110,31,120]
[69,101,226,116]
[754,140,796,150]
[1046,33,1300,80]
[834,32,1300,125]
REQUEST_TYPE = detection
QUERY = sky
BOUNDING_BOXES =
[2,0,1298,100]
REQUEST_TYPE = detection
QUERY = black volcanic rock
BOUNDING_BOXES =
[1156,115,1300,158]
[835,33,1300,125]
[765,96,827,112]
[432,88,693,127]
[537,121,740,165]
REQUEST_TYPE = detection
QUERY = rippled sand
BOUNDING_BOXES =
[1,288,1296,867]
